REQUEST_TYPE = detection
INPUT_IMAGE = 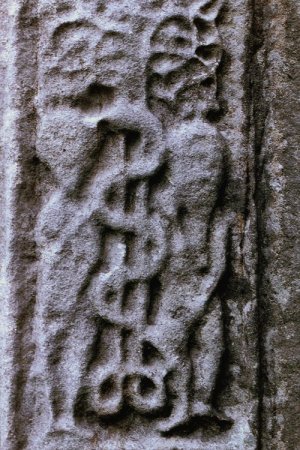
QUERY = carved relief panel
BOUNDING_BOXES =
[8,1,258,449]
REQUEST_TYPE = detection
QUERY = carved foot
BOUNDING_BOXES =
[43,431,91,450]
[157,411,189,434]
[50,414,76,433]
[49,415,92,437]
[192,402,233,424]
[192,401,212,417]
[209,408,233,424]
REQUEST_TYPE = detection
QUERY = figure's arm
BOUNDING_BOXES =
[194,210,233,314]
[94,101,166,178]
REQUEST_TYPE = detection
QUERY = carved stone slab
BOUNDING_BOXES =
[3,0,298,449]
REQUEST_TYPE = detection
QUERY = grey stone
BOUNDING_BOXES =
[0,0,298,449]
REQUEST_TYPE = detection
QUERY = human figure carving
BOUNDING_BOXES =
[34,18,167,436]
[33,0,233,440]
[83,0,232,434]
[140,2,232,432]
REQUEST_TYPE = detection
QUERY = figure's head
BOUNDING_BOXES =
[40,21,138,107]
[146,0,223,125]
[38,0,223,112]
[36,5,143,194]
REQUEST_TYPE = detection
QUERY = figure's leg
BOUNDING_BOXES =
[85,324,124,418]
[48,310,96,432]
[35,217,100,437]
[191,296,223,417]
[157,351,191,433]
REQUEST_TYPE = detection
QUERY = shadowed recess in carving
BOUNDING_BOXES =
[146,276,162,325]
[121,281,137,312]
[125,179,139,212]
[139,376,156,396]
[193,17,212,33]
[124,232,136,266]
[201,76,215,87]
[124,130,141,162]
[142,341,164,365]
[86,319,119,369]
[147,162,170,213]
[105,183,120,207]
[121,328,132,362]
[177,205,188,230]
[71,83,115,111]
[196,44,221,62]
[99,375,118,400]
[161,414,233,437]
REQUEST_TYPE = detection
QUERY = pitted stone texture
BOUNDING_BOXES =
[0,1,269,449]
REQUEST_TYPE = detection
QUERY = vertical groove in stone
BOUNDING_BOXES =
[246,1,268,448]
[250,1,300,449]
[5,1,39,449]
[215,1,259,433]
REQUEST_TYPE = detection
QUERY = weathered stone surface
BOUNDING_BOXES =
[250,2,300,449]
[0,1,298,449]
